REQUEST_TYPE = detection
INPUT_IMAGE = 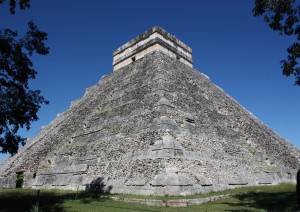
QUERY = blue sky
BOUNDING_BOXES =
[0,0,299,160]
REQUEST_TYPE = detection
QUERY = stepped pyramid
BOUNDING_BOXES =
[0,26,299,196]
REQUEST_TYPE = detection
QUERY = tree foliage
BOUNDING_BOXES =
[0,0,30,14]
[0,0,49,154]
[253,0,300,85]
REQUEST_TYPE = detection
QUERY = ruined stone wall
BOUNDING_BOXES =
[1,51,299,195]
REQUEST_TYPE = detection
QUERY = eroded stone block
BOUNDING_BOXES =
[151,174,166,186]
[0,174,16,188]
[32,175,44,186]
[167,199,188,207]
[38,164,88,175]
[125,179,146,186]
[195,175,213,186]
[52,175,72,186]
[23,172,36,188]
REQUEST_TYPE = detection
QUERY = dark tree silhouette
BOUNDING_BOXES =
[253,0,300,85]
[0,0,30,14]
[0,0,49,154]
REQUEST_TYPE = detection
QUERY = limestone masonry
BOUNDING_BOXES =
[0,26,299,196]
[113,26,193,71]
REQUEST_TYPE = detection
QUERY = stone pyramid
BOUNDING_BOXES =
[0,26,299,196]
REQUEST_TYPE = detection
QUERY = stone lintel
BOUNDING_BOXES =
[38,164,88,175]
[113,26,193,71]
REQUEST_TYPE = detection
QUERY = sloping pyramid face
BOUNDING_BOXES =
[0,28,299,196]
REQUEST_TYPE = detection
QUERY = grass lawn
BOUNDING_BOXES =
[0,183,299,211]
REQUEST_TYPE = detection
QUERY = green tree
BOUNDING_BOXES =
[0,0,49,155]
[253,0,300,85]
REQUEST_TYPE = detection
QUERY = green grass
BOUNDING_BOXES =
[0,183,299,211]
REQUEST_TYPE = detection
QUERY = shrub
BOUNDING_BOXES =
[16,172,24,188]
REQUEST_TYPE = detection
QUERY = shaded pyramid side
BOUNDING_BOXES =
[0,51,299,195]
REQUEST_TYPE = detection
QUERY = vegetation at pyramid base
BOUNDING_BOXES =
[253,0,300,86]
[0,184,298,211]
[0,0,49,155]
[16,171,24,188]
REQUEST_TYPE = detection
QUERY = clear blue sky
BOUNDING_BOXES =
[1,0,299,161]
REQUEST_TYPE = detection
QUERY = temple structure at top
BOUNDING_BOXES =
[112,26,193,71]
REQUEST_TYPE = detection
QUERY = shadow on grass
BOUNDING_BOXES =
[0,189,68,212]
[0,177,157,212]
[0,189,119,212]
[225,191,300,211]
[0,178,112,212]
[78,178,159,211]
